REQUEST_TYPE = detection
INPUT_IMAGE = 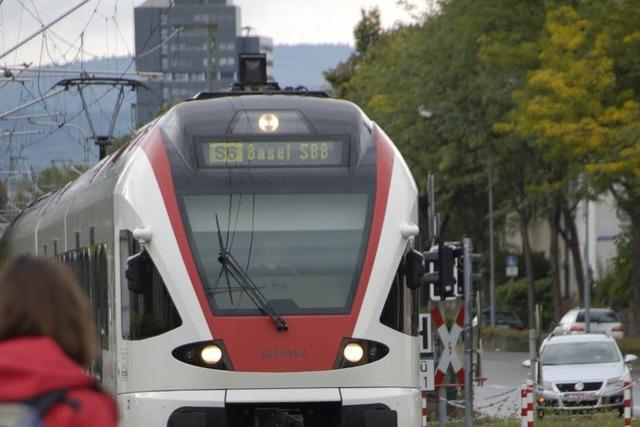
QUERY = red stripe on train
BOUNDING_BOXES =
[141,126,394,372]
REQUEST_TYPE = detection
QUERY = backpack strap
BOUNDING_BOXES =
[21,388,79,417]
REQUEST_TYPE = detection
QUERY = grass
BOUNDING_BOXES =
[445,412,635,426]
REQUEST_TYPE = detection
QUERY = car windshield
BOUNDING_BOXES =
[541,341,621,365]
[576,310,619,323]
[181,193,371,315]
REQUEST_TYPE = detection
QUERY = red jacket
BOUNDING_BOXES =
[0,337,117,426]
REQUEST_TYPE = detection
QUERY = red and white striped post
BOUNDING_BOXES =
[623,381,632,426]
[520,383,528,427]
[526,380,534,427]
[421,390,428,427]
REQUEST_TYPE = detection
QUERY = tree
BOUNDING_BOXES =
[354,7,382,55]
[12,164,87,210]
[0,182,7,210]
[496,2,640,333]
[324,7,383,98]
[324,0,548,326]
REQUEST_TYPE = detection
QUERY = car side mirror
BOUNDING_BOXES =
[522,359,531,368]
[404,249,425,290]
[624,354,638,364]
[126,248,153,294]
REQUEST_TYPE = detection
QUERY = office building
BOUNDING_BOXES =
[134,0,273,124]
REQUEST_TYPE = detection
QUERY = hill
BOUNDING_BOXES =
[0,44,353,171]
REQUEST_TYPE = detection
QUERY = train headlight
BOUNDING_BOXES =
[258,113,279,133]
[172,340,232,370]
[201,345,223,365]
[343,343,364,363]
[334,338,389,369]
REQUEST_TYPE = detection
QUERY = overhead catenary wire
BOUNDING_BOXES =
[0,0,90,61]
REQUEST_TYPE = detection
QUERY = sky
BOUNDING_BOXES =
[0,0,419,67]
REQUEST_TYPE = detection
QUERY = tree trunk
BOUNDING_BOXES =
[550,196,562,322]
[631,217,640,337]
[561,203,585,304]
[518,208,536,329]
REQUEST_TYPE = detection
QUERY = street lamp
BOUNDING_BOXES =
[417,106,496,327]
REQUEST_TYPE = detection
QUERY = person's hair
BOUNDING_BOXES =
[0,254,97,368]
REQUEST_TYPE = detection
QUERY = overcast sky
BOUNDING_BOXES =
[0,0,418,66]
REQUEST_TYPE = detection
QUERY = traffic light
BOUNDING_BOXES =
[422,243,457,301]
[456,253,482,295]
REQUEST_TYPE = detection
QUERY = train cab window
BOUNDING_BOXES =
[380,258,419,336]
[119,230,182,340]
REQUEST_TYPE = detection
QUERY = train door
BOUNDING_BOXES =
[97,243,117,393]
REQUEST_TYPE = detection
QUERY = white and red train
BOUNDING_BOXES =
[3,89,422,426]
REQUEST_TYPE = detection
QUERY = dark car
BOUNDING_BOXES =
[479,309,524,329]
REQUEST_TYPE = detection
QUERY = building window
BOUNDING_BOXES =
[189,72,205,82]
[173,73,188,82]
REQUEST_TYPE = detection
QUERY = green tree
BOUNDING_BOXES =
[0,181,7,210]
[12,164,87,210]
[354,7,382,55]
[496,2,640,333]
[324,7,383,98]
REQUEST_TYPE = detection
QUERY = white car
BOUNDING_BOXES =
[524,333,637,415]
[553,307,624,338]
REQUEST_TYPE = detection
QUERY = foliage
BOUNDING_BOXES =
[479,326,528,339]
[495,275,552,328]
[353,7,381,55]
[618,337,640,356]
[12,164,87,210]
[447,412,635,426]
[323,0,640,332]
[0,181,7,210]
[594,231,633,309]
[106,134,133,156]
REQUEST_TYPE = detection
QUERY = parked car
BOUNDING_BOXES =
[477,309,524,329]
[523,333,637,416]
[553,307,624,338]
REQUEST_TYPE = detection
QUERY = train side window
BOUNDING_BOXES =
[119,230,182,340]
[380,258,418,336]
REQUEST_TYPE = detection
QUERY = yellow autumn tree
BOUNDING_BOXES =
[497,3,640,334]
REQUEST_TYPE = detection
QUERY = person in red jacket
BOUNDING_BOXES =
[0,255,117,426]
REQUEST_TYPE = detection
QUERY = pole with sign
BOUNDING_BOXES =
[418,313,435,391]
[506,255,519,278]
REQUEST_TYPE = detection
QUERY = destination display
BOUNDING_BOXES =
[201,140,348,167]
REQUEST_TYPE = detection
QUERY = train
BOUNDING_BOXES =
[2,82,423,426]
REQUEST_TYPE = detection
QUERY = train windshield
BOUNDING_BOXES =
[182,193,371,315]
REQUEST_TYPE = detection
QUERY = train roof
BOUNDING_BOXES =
[160,93,370,139]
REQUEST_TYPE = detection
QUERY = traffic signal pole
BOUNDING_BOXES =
[463,238,473,427]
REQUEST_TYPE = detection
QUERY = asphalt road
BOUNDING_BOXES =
[474,351,640,418]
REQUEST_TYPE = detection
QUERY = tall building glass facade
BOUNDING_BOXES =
[134,0,273,124]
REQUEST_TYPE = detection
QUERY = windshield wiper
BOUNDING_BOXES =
[214,214,288,331]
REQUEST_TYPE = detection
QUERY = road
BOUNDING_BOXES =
[474,351,640,418]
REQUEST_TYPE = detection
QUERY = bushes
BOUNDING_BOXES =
[618,337,640,355]
[495,276,553,329]
[594,232,633,311]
